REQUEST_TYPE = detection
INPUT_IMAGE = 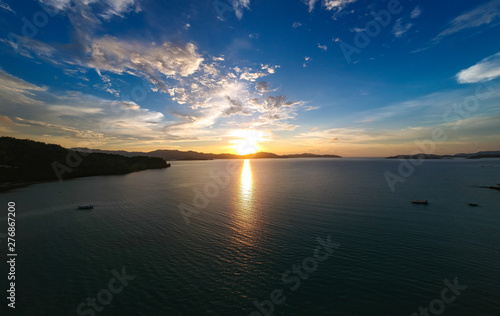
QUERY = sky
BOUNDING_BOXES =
[0,0,500,156]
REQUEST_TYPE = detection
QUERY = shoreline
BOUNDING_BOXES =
[0,165,171,193]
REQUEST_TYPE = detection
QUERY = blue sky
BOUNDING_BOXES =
[0,0,500,156]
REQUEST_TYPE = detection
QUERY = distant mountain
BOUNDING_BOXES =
[386,153,444,159]
[72,148,342,160]
[282,153,343,158]
[386,151,500,159]
[0,137,170,189]
[72,148,218,160]
[464,151,500,159]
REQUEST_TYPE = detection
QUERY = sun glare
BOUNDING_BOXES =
[230,130,262,155]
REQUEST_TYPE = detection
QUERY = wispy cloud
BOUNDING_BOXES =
[0,0,15,13]
[306,0,356,14]
[303,56,310,67]
[457,52,500,83]
[392,18,413,38]
[296,115,500,149]
[323,0,357,12]
[410,6,421,19]
[232,0,251,19]
[307,0,319,13]
[39,0,140,19]
[0,69,47,105]
[0,70,190,147]
[434,0,500,42]
[3,35,205,93]
[90,37,204,87]
[350,27,365,33]
[355,84,500,125]
[318,43,327,51]
[245,95,316,131]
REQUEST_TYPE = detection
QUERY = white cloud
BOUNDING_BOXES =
[303,56,310,68]
[105,0,139,16]
[0,69,47,105]
[323,0,357,12]
[13,117,107,140]
[410,6,421,19]
[38,0,140,19]
[1,36,57,60]
[0,0,15,13]
[351,27,365,33]
[167,87,190,104]
[457,52,500,83]
[233,0,250,19]
[318,43,328,51]
[261,64,279,74]
[38,0,70,11]
[307,0,319,12]
[392,18,413,37]
[88,36,204,85]
[292,22,302,28]
[434,0,500,42]
[239,70,268,81]
[0,71,180,146]
[246,95,304,131]
[4,35,205,93]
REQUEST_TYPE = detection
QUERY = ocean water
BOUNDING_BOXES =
[1,158,500,315]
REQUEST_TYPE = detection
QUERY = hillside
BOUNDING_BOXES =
[386,151,500,159]
[0,137,170,188]
[386,154,444,159]
[465,151,500,159]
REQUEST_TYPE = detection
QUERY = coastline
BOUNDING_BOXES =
[0,164,171,193]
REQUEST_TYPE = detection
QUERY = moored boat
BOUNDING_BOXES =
[77,205,94,210]
[411,200,428,205]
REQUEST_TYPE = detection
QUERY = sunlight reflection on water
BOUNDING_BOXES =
[239,159,253,209]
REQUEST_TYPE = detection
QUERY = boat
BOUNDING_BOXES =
[411,200,429,205]
[77,205,94,210]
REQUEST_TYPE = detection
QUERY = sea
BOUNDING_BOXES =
[1,158,500,315]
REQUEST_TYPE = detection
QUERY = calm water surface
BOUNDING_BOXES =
[1,158,500,315]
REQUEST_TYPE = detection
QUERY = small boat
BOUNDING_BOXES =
[411,200,429,205]
[77,205,94,210]
[468,203,480,207]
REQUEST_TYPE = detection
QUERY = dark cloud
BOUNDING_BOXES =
[222,96,252,116]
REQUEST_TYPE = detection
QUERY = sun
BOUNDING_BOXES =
[230,130,261,155]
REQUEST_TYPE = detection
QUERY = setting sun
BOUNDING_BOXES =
[230,130,262,155]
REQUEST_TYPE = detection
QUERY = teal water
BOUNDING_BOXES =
[1,158,500,315]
